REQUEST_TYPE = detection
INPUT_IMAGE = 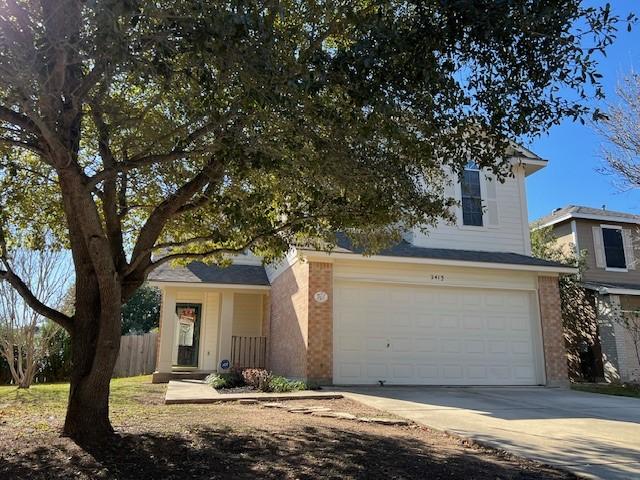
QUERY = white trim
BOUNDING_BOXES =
[599,287,640,296]
[519,167,532,255]
[583,283,640,296]
[511,156,548,176]
[600,224,629,271]
[570,220,579,253]
[601,223,623,230]
[149,281,270,291]
[535,212,640,229]
[333,273,538,291]
[301,250,576,274]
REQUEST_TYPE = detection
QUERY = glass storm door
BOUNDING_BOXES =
[175,304,202,367]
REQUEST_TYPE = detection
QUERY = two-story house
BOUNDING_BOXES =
[534,205,640,383]
[149,146,574,387]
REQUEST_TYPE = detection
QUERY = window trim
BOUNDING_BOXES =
[600,224,628,272]
[458,162,487,230]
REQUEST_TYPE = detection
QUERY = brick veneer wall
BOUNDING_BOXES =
[268,260,309,378]
[268,259,334,383]
[306,262,333,384]
[538,276,569,386]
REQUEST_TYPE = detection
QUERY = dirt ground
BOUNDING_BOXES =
[0,377,575,480]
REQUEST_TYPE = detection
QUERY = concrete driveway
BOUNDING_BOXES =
[339,387,640,480]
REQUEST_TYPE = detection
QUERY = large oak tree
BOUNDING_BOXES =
[0,0,627,443]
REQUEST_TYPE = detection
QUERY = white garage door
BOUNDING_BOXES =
[333,282,542,385]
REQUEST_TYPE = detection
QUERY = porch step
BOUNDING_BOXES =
[152,371,209,383]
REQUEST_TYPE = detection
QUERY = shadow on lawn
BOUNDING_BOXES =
[0,424,571,480]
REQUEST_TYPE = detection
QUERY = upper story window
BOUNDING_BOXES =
[602,227,627,269]
[461,161,483,227]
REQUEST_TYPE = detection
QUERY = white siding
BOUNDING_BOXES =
[232,293,263,337]
[411,165,529,254]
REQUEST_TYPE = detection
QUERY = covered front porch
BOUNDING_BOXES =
[149,262,271,383]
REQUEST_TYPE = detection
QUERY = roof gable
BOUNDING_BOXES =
[533,205,640,229]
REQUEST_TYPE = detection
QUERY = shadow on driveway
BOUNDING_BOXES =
[337,386,640,480]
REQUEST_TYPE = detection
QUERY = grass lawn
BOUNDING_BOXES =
[0,376,573,480]
[572,382,640,398]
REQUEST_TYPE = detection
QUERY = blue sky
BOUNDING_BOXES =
[526,0,640,221]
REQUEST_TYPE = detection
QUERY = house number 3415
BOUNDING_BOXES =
[431,274,445,282]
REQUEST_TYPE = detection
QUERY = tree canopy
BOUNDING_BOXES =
[0,1,628,285]
[0,0,630,441]
[122,284,160,335]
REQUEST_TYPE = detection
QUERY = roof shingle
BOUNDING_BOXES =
[332,234,570,269]
[149,262,269,286]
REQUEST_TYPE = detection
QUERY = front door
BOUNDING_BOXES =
[175,304,202,367]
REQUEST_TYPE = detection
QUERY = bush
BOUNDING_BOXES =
[205,369,244,389]
[242,368,271,390]
[205,373,228,389]
[265,376,307,393]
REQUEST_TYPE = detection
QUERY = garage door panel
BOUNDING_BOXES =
[415,337,437,352]
[465,340,486,354]
[366,363,387,378]
[337,335,362,352]
[390,337,412,352]
[438,314,460,329]
[333,282,541,386]
[366,337,387,351]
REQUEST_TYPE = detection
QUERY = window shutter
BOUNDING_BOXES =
[442,169,459,220]
[485,174,499,228]
[592,226,606,268]
[623,229,636,270]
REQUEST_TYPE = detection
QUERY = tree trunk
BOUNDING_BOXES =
[62,285,122,444]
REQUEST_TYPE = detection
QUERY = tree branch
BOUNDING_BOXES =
[145,216,316,276]
[128,158,225,270]
[0,268,73,332]
[0,137,45,155]
[0,106,40,136]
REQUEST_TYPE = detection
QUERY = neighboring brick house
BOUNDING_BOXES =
[150,146,574,387]
[533,205,640,383]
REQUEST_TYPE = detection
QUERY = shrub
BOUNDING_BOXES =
[242,368,271,390]
[265,376,307,393]
[205,369,244,390]
[205,373,228,389]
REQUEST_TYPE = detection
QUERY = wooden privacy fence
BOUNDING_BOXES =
[113,332,158,378]
[231,335,267,369]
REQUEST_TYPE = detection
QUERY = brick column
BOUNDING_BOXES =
[538,276,569,387]
[306,262,333,384]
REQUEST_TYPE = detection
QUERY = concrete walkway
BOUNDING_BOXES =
[338,386,640,480]
[165,379,343,404]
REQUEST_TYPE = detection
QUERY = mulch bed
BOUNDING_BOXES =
[0,392,576,480]
[216,385,258,394]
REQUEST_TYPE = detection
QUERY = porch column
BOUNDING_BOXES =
[153,288,177,383]
[217,291,234,371]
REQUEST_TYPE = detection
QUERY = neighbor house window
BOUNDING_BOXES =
[602,227,627,269]
[461,162,483,226]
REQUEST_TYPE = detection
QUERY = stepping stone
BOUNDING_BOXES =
[238,399,258,404]
[296,406,332,414]
[312,411,357,420]
[358,417,410,425]
[287,407,315,413]
[262,402,286,408]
